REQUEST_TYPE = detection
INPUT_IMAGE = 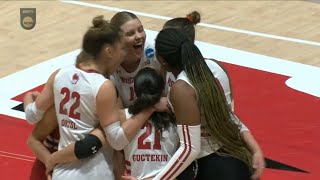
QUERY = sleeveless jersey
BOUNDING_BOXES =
[110,41,160,108]
[171,64,248,159]
[123,109,179,179]
[52,65,114,180]
[165,59,233,110]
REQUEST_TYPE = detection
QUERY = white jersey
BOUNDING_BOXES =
[123,109,179,179]
[165,59,233,110]
[110,41,160,108]
[171,62,248,159]
[52,65,114,180]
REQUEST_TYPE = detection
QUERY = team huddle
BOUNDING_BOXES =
[23,11,265,180]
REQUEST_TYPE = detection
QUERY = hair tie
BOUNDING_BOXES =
[186,15,193,22]
[179,38,188,46]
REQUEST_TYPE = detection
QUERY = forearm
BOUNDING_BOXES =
[51,130,105,163]
[241,131,262,154]
[232,114,249,132]
[122,107,154,141]
[113,150,125,180]
[27,135,51,164]
[104,108,154,150]
[51,144,77,164]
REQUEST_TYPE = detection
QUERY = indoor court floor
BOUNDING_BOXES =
[0,1,320,179]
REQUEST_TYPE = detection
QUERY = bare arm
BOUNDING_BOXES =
[34,70,59,111]
[46,97,127,169]
[48,97,125,165]
[241,131,262,156]
[27,106,58,164]
[113,109,127,180]
[241,130,265,180]
[97,81,154,150]
[113,150,126,180]
[49,126,108,164]
[24,70,59,124]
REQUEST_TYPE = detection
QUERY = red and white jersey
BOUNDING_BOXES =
[123,109,179,179]
[165,59,233,110]
[110,41,160,108]
[172,66,247,159]
[52,65,114,180]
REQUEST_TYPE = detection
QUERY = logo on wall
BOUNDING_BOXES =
[20,8,36,30]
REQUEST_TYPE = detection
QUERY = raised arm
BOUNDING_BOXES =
[24,70,59,124]
[97,80,155,150]
[153,81,201,180]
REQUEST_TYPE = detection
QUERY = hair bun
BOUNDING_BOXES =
[186,11,201,25]
[92,15,107,28]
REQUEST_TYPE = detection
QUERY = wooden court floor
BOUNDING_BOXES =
[1,0,320,78]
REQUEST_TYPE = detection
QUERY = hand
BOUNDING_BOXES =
[29,91,40,101]
[121,175,138,180]
[251,151,265,180]
[25,91,40,101]
[154,97,168,112]
[47,174,52,180]
[32,91,40,99]
[45,156,56,177]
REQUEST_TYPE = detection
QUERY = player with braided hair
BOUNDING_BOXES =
[162,11,265,180]
[153,28,253,180]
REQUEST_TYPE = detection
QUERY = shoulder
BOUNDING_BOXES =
[170,80,196,101]
[205,58,227,73]
[95,80,116,98]
[99,80,116,92]
[48,68,61,84]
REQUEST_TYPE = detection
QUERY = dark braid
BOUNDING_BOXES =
[155,28,252,172]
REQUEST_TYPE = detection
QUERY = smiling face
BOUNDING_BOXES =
[120,18,146,64]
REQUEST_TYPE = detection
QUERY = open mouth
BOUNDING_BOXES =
[133,44,143,50]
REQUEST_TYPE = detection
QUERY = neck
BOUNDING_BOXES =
[77,60,104,74]
[172,69,182,78]
[121,58,141,73]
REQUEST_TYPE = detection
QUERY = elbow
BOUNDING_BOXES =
[181,143,201,164]
[25,118,37,125]
[27,135,36,150]
[24,102,44,124]
[25,110,37,125]
[190,144,201,160]
[109,142,127,151]
[105,135,129,150]
[104,123,130,151]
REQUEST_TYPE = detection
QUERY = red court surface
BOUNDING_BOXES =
[0,62,319,179]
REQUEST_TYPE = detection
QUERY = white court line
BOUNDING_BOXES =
[0,154,35,162]
[61,0,320,47]
[0,150,35,159]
